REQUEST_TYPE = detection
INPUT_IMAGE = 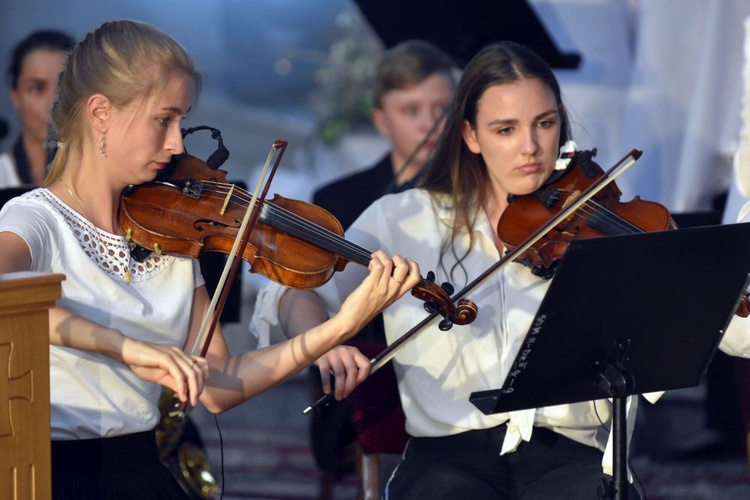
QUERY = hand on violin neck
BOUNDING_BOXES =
[336,251,420,337]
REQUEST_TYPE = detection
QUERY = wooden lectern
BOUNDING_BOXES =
[0,272,63,499]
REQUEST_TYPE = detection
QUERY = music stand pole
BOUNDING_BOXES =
[612,396,627,500]
[597,340,636,500]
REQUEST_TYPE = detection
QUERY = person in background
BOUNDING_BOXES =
[312,39,457,228]
[0,19,420,499]
[259,38,750,498]
[0,29,75,188]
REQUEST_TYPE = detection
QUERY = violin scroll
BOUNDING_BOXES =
[411,271,478,330]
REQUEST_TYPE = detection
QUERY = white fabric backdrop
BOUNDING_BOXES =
[535,0,750,215]
[724,16,750,223]
[612,0,750,213]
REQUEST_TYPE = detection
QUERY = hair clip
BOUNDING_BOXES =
[554,140,577,170]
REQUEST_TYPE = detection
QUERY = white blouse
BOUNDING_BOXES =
[0,188,203,439]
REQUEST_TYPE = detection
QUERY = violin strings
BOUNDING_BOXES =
[264,203,373,264]
[548,188,643,235]
[193,180,433,287]
[195,180,374,265]
[577,199,643,235]
[193,180,643,261]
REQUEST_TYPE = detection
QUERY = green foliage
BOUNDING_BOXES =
[310,11,382,145]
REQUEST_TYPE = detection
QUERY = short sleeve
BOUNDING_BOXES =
[0,198,56,271]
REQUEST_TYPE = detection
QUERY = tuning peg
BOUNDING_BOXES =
[424,300,438,314]
[438,318,453,331]
[441,282,454,295]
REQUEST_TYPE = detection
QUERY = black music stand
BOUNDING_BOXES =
[469,223,750,500]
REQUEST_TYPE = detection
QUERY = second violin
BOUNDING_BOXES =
[497,149,676,278]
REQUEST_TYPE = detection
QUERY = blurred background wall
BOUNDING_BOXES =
[2,0,750,215]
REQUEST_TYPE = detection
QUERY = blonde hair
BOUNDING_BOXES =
[45,20,202,185]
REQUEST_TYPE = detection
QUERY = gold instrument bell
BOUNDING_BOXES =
[156,390,220,498]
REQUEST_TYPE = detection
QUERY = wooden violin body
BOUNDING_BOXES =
[120,154,348,290]
[119,153,477,327]
[497,149,675,278]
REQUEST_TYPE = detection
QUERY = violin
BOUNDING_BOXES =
[496,148,750,317]
[497,149,675,278]
[118,152,478,329]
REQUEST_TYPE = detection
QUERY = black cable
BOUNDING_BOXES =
[181,125,230,169]
[214,413,225,499]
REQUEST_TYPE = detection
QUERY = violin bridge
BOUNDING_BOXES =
[561,190,581,210]
[220,184,235,215]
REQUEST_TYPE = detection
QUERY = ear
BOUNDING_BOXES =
[86,94,111,133]
[462,119,481,154]
[372,108,391,138]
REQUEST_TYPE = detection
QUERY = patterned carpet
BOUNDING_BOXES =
[632,457,750,500]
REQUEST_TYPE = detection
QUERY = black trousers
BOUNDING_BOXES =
[386,425,641,500]
[51,430,188,499]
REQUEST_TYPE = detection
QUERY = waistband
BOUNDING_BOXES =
[413,423,508,446]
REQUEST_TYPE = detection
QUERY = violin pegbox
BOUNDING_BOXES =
[412,270,478,331]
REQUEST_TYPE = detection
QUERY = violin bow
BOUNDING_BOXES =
[168,140,288,418]
[303,148,643,414]
[193,140,287,357]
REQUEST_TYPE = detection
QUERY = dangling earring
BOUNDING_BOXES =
[99,128,107,158]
